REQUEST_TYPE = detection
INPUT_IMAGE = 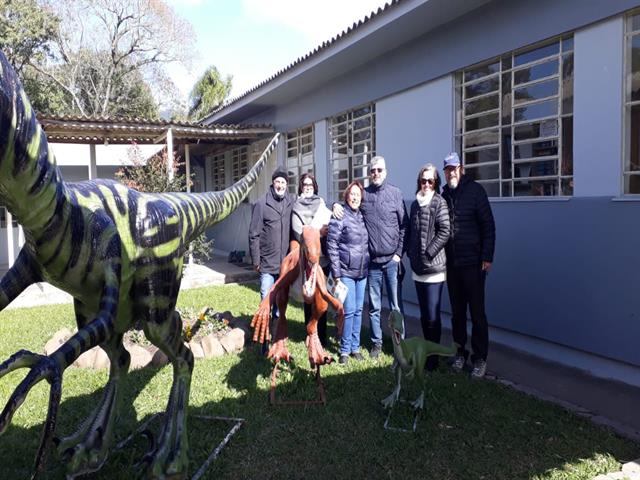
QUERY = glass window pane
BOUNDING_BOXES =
[514,179,558,196]
[514,59,558,85]
[502,127,512,178]
[632,14,640,32]
[465,164,499,181]
[514,139,558,159]
[464,148,499,165]
[464,129,499,149]
[479,182,500,197]
[353,117,371,130]
[465,112,499,132]
[464,61,500,82]
[514,79,558,105]
[562,36,574,52]
[353,129,371,142]
[464,77,499,99]
[514,99,558,123]
[625,174,640,194]
[501,181,512,197]
[514,42,559,66]
[514,119,558,140]
[562,53,574,114]
[562,117,573,176]
[501,73,511,124]
[464,94,499,115]
[501,55,512,70]
[514,159,558,178]
[631,36,640,102]
[561,177,573,196]
[628,104,640,173]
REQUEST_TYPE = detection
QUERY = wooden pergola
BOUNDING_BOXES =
[2,115,275,269]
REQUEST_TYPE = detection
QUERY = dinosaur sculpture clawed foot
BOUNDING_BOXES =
[0,350,62,476]
[305,332,333,368]
[409,391,425,411]
[381,385,400,410]
[268,338,292,363]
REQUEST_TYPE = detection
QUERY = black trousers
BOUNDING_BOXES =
[414,281,444,371]
[303,264,330,347]
[447,264,488,362]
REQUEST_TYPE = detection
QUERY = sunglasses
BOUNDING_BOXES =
[420,178,435,185]
[302,182,314,187]
[370,168,384,174]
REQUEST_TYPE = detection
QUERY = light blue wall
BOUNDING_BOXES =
[376,75,454,196]
[574,17,625,197]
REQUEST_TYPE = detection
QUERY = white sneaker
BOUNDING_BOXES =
[471,359,487,379]
[451,355,466,372]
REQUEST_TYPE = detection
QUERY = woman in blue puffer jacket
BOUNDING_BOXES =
[327,181,369,365]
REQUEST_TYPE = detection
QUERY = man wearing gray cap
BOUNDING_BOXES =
[442,152,495,378]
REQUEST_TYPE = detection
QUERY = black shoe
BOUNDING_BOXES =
[351,352,364,361]
[339,354,349,365]
[369,344,382,359]
[471,359,487,379]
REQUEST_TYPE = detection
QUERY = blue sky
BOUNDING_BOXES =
[166,0,389,102]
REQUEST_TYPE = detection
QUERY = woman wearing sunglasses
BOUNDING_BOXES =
[406,164,450,372]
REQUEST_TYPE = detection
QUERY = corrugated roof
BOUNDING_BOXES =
[205,0,404,119]
[37,114,274,145]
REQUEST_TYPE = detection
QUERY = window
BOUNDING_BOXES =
[455,37,574,197]
[286,125,314,193]
[231,146,249,183]
[329,104,375,201]
[625,12,640,193]
[208,152,226,191]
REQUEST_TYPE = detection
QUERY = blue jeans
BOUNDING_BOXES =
[367,260,403,347]
[260,272,279,351]
[414,281,444,371]
[340,276,367,355]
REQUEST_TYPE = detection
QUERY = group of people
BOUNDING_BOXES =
[249,152,495,378]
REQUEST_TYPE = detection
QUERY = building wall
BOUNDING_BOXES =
[206,3,640,381]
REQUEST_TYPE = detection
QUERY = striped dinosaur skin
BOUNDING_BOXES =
[0,50,279,479]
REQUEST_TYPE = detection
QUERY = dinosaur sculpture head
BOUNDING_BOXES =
[300,225,321,301]
[388,309,405,345]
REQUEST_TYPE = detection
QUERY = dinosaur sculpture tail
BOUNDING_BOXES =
[173,133,280,240]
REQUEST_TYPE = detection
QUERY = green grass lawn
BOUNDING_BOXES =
[0,283,637,479]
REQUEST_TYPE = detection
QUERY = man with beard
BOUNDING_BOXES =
[442,152,495,378]
[249,168,296,350]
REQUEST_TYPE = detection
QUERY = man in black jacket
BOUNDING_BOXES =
[442,152,495,379]
[249,168,295,348]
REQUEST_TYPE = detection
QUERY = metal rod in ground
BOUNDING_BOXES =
[115,413,160,450]
[191,420,244,480]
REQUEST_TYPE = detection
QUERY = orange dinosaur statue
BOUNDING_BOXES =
[251,225,344,367]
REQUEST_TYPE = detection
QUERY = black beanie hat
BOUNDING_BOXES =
[272,168,289,182]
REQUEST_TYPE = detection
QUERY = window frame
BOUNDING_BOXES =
[623,10,640,195]
[285,125,315,194]
[455,35,574,198]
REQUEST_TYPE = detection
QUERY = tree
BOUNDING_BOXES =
[0,0,59,74]
[29,0,196,117]
[188,66,232,121]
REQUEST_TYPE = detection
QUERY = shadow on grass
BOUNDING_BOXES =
[0,295,638,479]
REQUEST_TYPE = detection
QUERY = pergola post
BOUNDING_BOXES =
[185,144,194,266]
[89,144,98,180]
[5,209,14,268]
[167,127,174,182]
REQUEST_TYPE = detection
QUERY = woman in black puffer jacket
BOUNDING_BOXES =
[406,164,450,371]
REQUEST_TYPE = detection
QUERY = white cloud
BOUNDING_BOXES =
[242,0,390,44]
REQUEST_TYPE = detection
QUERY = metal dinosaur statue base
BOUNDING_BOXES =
[381,310,457,432]
[251,226,344,405]
[0,49,279,479]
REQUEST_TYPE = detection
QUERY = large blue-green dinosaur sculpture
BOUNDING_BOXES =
[0,50,278,479]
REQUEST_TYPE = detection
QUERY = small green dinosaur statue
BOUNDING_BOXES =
[381,310,457,412]
[0,49,278,479]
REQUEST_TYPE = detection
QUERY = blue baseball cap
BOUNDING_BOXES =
[444,152,461,168]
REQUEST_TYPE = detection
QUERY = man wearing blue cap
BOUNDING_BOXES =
[442,153,495,378]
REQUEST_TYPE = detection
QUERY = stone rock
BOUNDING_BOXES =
[623,459,640,475]
[200,334,225,358]
[74,348,97,369]
[189,341,205,359]
[92,347,110,369]
[219,328,245,354]
[151,347,169,367]
[127,344,153,370]
[44,328,73,355]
